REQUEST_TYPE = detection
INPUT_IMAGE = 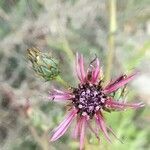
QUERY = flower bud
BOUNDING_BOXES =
[27,48,60,81]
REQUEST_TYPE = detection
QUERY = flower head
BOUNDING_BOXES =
[49,53,144,150]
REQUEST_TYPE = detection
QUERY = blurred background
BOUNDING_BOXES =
[0,0,150,150]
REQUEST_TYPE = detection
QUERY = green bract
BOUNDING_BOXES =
[27,48,60,81]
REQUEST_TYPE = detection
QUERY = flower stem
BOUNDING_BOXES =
[55,75,69,87]
[105,0,117,84]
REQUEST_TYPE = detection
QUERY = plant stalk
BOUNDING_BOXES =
[56,75,69,87]
[105,0,117,84]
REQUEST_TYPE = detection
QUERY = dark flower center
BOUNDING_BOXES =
[72,83,107,119]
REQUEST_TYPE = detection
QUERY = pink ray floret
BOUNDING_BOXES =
[48,89,73,101]
[95,112,111,142]
[50,109,77,141]
[104,72,137,94]
[79,117,87,150]
[91,58,101,83]
[76,53,86,83]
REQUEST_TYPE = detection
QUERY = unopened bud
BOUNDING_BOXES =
[27,48,60,81]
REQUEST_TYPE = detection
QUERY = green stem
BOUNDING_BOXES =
[56,75,69,87]
[105,0,117,85]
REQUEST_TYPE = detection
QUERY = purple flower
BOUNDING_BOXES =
[49,53,144,150]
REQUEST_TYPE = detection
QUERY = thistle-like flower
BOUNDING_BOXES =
[27,48,60,81]
[49,53,144,150]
